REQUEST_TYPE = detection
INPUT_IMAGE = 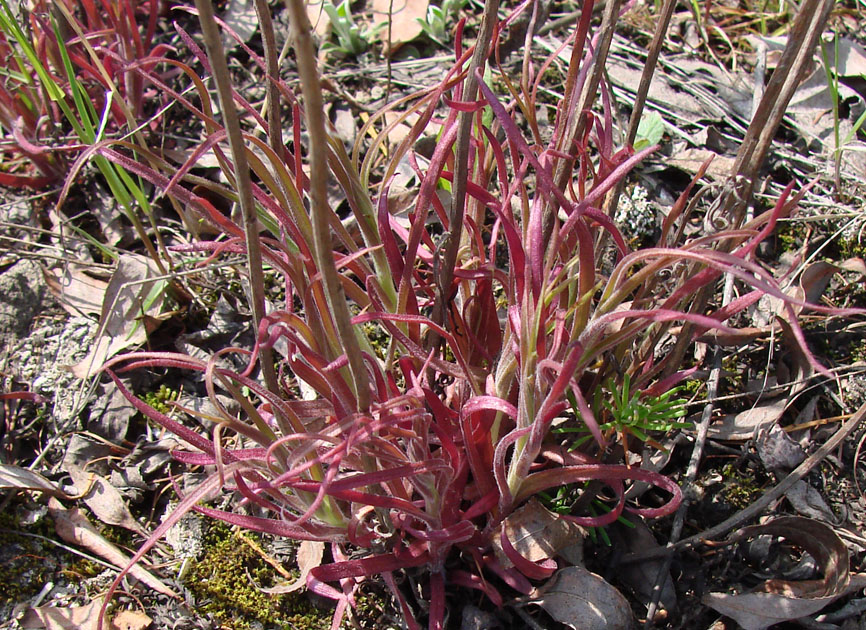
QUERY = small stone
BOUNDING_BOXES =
[0,259,47,342]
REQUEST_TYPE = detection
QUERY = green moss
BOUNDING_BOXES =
[838,235,866,261]
[184,522,333,630]
[679,378,703,399]
[851,339,866,363]
[720,463,764,509]
[774,219,808,253]
[0,505,73,604]
[351,586,397,630]
[362,321,390,361]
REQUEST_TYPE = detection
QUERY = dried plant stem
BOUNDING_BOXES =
[620,399,866,567]
[551,0,621,196]
[661,0,832,383]
[193,0,281,401]
[283,0,371,412]
[619,0,676,150]
[254,0,285,161]
[434,0,500,328]
[719,0,834,223]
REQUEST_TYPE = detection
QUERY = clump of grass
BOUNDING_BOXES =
[417,0,468,46]
[322,0,380,56]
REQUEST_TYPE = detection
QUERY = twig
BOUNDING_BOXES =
[254,0,285,162]
[535,1,607,36]
[429,0,499,339]
[643,272,736,627]
[719,0,835,222]
[551,0,622,198]
[283,0,371,411]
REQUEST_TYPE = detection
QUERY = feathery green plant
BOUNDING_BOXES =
[557,374,690,451]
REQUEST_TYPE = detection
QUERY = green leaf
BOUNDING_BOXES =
[634,112,666,151]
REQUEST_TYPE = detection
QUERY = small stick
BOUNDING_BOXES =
[643,273,735,626]
[619,400,866,566]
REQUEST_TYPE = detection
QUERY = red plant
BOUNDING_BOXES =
[91,0,862,628]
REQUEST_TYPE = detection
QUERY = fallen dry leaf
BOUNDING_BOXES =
[20,599,150,630]
[756,423,806,472]
[66,464,148,536]
[534,566,634,630]
[612,518,677,614]
[86,381,136,442]
[20,597,105,630]
[823,36,866,78]
[62,434,115,475]
[381,111,421,149]
[110,609,151,630]
[491,498,584,568]
[780,57,866,176]
[840,258,866,276]
[371,0,428,52]
[696,326,769,346]
[72,254,165,379]
[667,149,736,179]
[798,262,843,307]
[707,396,788,441]
[261,540,325,594]
[90,195,131,248]
[330,103,356,144]
[0,464,72,499]
[606,56,704,123]
[753,33,866,78]
[775,318,814,394]
[44,264,109,318]
[305,0,332,38]
[709,312,816,442]
[766,261,845,322]
[48,498,178,598]
[703,516,855,629]
[221,0,257,46]
[784,480,837,523]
